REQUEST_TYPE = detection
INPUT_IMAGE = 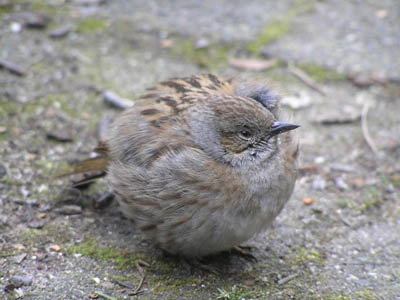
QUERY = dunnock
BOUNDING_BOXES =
[68,74,299,257]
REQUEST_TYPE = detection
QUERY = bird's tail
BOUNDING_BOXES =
[56,144,110,188]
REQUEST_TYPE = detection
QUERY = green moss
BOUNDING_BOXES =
[30,62,53,73]
[391,173,400,188]
[326,295,353,300]
[248,20,291,56]
[36,93,98,121]
[68,238,148,270]
[39,93,74,116]
[216,286,253,300]
[171,40,230,71]
[343,186,384,213]
[76,18,109,34]
[30,0,60,15]
[362,186,383,211]
[337,198,350,208]
[354,290,381,300]
[108,275,132,282]
[293,247,325,265]
[248,0,316,56]
[17,228,49,248]
[298,64,346,83]
[0,5,14,19]
[326,289,381,300]
[0,100,19,119]
[0,0,57,19]
[36,157,58,172]
[0,132,7,142]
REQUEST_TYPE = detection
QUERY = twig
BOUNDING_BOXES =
[288,64,327,96]
[277,272,300,285]
[0,58,26,76]
[361,100,378,155]
[49,24,73,39]
[94,291,117,300]
[113,279,136,290]
[129,259,149,295]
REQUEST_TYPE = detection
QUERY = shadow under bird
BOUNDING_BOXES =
[62,74,300,257]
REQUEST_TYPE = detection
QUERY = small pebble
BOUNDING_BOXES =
[0,163,7,178]
[49,24,73,39]
[103,90,134,109]
[26,198,39,207]
[93,277,101,284]
[9,275,33,287]
[46,130,74,142]
[12,12,51,29]
[11,22,22,33]
[20,186,30,197]
[281,91,312,110]
[0,214,8,225]
[312,177,326,191]
[383,184,395,194]
[330,164,358,173]
[161,39,173,48]
[28,219,46,229]
[312,109,361,125]
[55,205,82,215]
[352,178,365,188]
[314,156,325,164]
[303,198,313,205]
[13,253,27,264]
[195,38,210,49]
[335,177,349,191]
[101,281,114,289]
[49,244,61,252]
[39,204,52,213]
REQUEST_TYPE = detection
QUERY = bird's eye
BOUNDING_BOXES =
[239,129,252,138]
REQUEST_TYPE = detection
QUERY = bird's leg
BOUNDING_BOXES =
[182,258,221,275]
[231,245,257,261]
[161,250,221,274]
[93,190,115,209]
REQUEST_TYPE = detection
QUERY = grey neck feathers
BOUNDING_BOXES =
[188,109,227,163]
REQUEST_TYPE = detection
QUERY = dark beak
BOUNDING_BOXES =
[270,121,300,137]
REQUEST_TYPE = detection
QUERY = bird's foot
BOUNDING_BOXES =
[231,245,257,262]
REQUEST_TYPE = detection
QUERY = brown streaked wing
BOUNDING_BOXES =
[136,74,237,129]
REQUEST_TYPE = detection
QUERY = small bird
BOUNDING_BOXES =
[67,74,299,257]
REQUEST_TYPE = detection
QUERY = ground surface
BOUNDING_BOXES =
[1,0,399,299]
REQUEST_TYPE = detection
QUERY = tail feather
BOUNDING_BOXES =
[93,142,110,156]
[70,170,107,188]
[56,155,109,189]
[70,156,109,175]
[57,156,109,177]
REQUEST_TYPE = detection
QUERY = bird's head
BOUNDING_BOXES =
[188,94,299,167]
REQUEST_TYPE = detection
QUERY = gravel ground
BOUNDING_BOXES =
[1,0,399,299]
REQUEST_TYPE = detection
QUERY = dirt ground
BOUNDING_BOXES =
[1,0,399,299]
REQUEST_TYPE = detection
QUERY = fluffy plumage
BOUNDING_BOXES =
[69,74,299,257]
